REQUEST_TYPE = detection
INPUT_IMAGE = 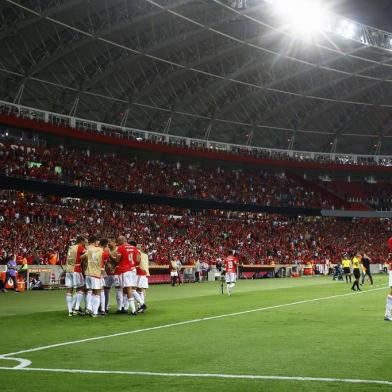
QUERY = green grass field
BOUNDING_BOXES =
[0,275,391,391]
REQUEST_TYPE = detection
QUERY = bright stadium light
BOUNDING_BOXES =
[337,20,356,39]
[266,0,329,37]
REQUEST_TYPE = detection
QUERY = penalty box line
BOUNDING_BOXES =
[1,286,387,359]
[0,366,391,386]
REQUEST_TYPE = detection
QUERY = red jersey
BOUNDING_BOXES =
[116,243,139,274]
[136,266,147,276]
[104,248,116,276]
[224,255,238,273]
[102,248,109,270]
[74,244,86,273]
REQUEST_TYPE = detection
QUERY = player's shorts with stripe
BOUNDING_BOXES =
[65,272,85,288]
[104,275,119,288]
[119,270,137,288]
[389,271,392,287]
[136,275,149,289]
[85,276,103,290]
[225,272,236,284]
[170,271,178,277]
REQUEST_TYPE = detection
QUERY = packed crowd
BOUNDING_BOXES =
[0,192,391,268]
[0,143,337,208]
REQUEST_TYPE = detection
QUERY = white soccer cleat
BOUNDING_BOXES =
[384,315,391,321]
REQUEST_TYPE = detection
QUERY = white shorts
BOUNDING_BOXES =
[136,275,149,289]
[104,275,119,288]
[170,271,178,277]
[65,272,85,288]
[119,270,137,288]
[389,271,392,287]
[85,276,103,290]
[225,272,237,284]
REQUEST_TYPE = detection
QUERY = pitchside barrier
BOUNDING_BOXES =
[25,265,63,289]
[1,264,385,291]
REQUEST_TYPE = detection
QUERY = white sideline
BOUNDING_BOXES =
[1,286,386,359]
[0,367,391,386]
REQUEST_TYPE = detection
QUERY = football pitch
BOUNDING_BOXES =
[0,276,391,392]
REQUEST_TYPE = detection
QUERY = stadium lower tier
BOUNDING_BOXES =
[0,191,390,267]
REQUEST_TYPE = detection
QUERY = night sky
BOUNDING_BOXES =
[333,0,392,31]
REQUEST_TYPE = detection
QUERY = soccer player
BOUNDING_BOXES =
[99,240,111,315]
[341,255,352,283]
[176,258,183,285]
[360,252,373,286]
[224,252,238,296]
[84,237,106,318]
[169,257,178,286]
[103,238,119,314]
[129,240,147,313]
[351,253,361,291]
[64,236,86,316]
[135,244,150,313]
[116,236,141,316]
[109,239,126,314]
[384,238,392,321]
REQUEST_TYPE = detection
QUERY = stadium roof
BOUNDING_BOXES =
[1,0,392,155]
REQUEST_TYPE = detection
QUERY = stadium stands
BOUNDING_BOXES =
[2,104,392,171]
[0,142,344,209]
[322,181,392,210]
[0,191,390,268]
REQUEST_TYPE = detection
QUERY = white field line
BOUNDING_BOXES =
[1,286,386,359]
[0,367,391,386]
[0,357,32,369]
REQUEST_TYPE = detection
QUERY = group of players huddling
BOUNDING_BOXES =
[64,235,149,317]
[62,232,392,322]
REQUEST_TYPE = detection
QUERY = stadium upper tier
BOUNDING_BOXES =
[1,100,392,172]
[1,1,392,154]
[3,136,392,211]
[0,191,390,267]
[0,141,344,209]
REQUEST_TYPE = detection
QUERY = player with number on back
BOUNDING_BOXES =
[115,237,145,316]
[224,252,238,296]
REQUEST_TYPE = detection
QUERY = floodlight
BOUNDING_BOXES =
[266,0,329,37]
[337,20,356,39]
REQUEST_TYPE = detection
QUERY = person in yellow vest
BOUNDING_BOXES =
[351,253,362,291]
[341,255,352,283]
[64,236,86,317]
[82,236,106,317]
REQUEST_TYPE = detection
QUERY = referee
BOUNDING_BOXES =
[341,255,352,283]
[351,253,361,291]
[361,253,373,286]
